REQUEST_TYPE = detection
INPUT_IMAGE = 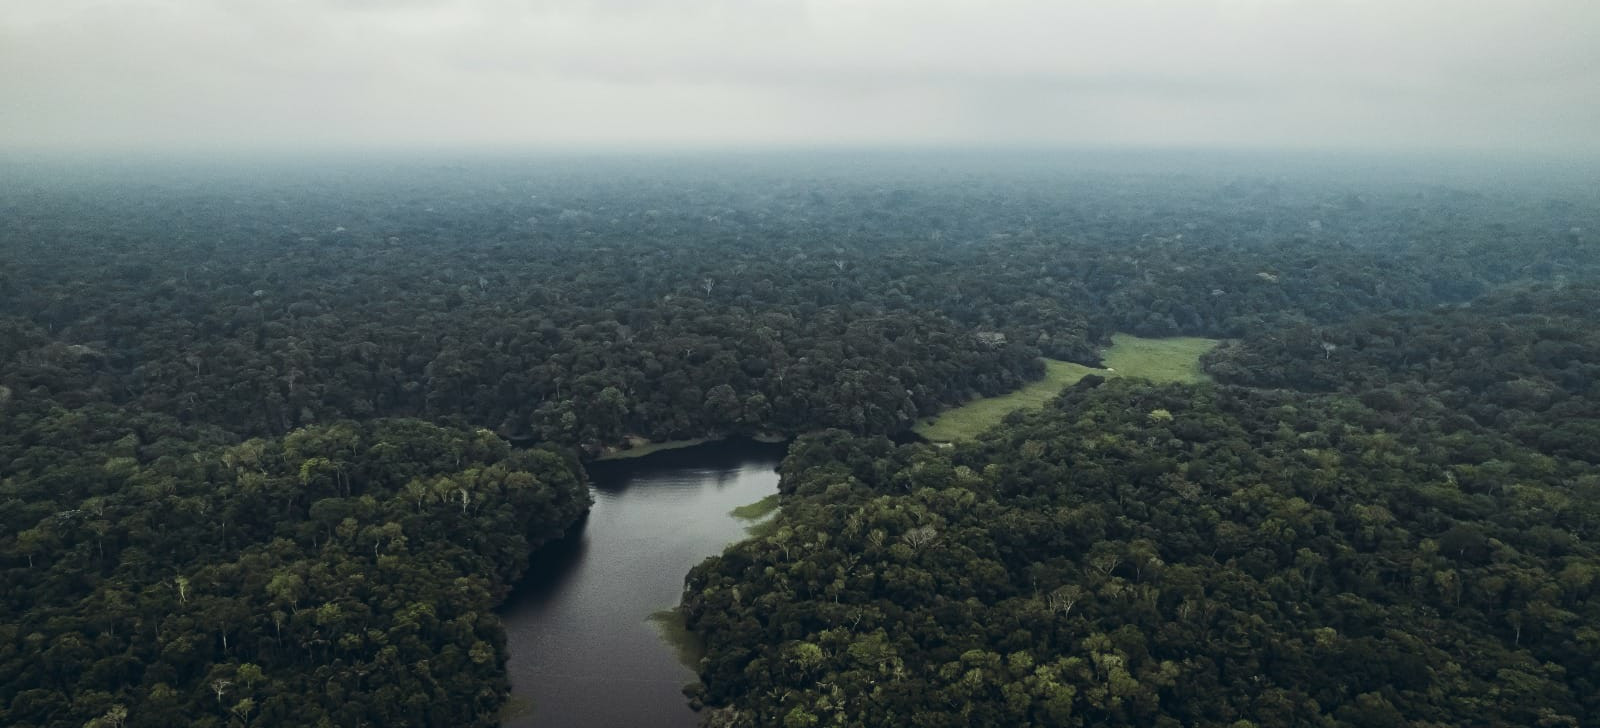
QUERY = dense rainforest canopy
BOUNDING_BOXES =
[2,153,1597,726]
[6,156,1594,450]
[685,366,1599,726]
[1,411,588,727]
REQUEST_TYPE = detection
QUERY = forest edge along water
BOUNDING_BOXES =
[9,152,1598,727]
[498,438,787,728]
[499,335,1217,725]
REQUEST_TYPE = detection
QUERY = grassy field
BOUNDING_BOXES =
[912,359,1104,443]
[912,334,1220,442]
[1101,333,1216,384]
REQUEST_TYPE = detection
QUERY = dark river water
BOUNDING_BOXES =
[499,439,786,728]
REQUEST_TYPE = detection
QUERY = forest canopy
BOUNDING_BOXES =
[2,155,1598,726]
[1,413,588,727]
[685,372,1599,727]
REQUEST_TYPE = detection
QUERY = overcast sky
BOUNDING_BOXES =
[3,0,1597,153]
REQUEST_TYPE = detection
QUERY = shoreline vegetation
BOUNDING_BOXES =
[729,494,781,521]
[8,160,1597,728]
[913,333,1220,442]
[649,609,707,671]
[497,696,533,723]
[732,493,783,537]
[596,436,711,461]
[596,432,790,461]
[654,492,783,679]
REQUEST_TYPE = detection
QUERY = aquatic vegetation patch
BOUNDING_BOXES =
[649,609,706,670]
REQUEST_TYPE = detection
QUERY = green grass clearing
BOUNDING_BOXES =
[649,609,705,670]
[912,334,1221,442]
[1100,333,1216,384]
[913,359,1104,442]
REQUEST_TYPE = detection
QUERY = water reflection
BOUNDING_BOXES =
[500,439,785,728]
[504,518,590,608]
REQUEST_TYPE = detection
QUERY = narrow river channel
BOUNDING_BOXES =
[499,439,786,728]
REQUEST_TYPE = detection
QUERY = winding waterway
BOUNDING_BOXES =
[499,439,786,728]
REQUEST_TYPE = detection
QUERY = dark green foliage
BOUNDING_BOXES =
[5,160,1595,453]
[683,379,1598,727]
[0,412,589,728]
[3,157,1598,726]
[1206,284,1600,463]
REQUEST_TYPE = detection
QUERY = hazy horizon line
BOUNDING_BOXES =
[5,140,1597,163]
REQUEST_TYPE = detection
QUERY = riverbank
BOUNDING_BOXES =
[597,432,789,461]
[498,438,787,728]
[597,437,711,461]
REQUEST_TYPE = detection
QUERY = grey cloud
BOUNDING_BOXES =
[1,0,1596,152]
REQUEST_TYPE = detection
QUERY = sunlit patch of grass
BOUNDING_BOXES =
[649,609,705,670]
[913,334,1221,442]
[913,359,1104,442]
[1100,333,1217,384]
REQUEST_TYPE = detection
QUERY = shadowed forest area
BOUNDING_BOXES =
[2,154,1599,726]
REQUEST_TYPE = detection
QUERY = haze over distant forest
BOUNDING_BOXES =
[3,2,1600,728]
[4,0,1599,153]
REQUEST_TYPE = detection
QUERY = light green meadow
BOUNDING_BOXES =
[913,334,1220,442]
